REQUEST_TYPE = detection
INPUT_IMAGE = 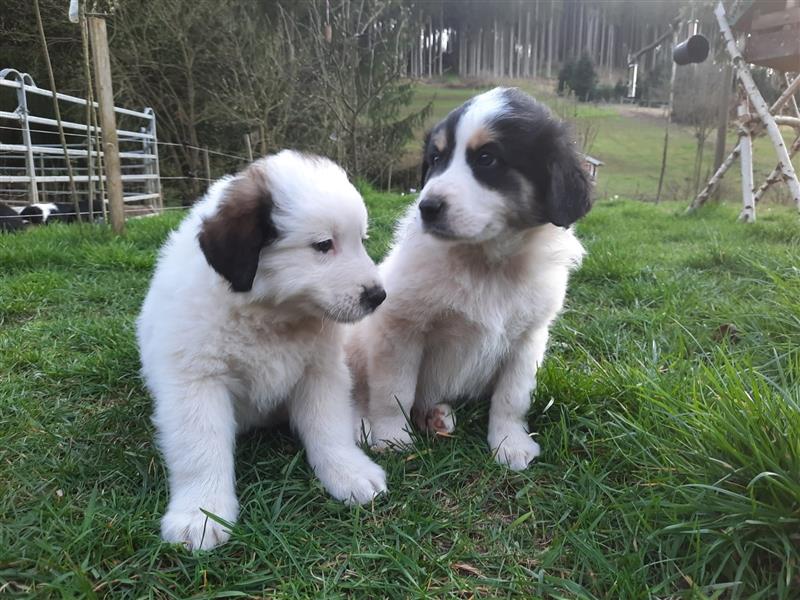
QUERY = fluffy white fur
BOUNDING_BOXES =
[347,89,588,471]
[138,151,387,551]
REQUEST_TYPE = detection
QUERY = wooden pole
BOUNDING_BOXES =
[203,147,211,183]
[655,31,677,204]
[34,0,80,220]
[736,99,755,222]
[754,74,800,203]
[754,134,800,203]
[88,16,125,234]
[80,11,95,222]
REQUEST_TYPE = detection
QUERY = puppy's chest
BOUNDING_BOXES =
[418,272,557,397]
[219,310,324,403]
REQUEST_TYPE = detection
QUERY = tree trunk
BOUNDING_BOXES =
[509,21,515,78]
[599,14,606,77]
[438,5,444,76]
[712,63,733,199]
[418,25,423,78]
[427,16,433,78]
[547,11,553,78]
[478,27,484,75]
[492,17,499,77]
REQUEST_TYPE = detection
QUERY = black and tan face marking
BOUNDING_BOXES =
[420,98,472,188]
[419,87,592,232]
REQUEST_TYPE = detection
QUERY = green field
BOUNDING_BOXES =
[409,80,800,206]
[1,194,799,597]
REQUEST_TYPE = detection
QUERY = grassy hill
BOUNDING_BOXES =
[407,80,800,207]
[1,195,798,597]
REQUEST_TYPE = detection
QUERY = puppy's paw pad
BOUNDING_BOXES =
[161,508,234,551]
[490,430,540,471]
[425,403,456,435]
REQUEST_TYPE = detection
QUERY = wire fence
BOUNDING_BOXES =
[0,69,269,227]
[0,68,162,214]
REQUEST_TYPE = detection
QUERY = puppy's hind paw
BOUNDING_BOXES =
[424,403,456,436]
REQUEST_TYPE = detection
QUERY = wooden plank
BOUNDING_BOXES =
[751,7,800,31]
[743,29,800,71]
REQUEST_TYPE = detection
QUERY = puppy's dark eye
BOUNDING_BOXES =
[476,150,497,167]
[431,151,441,165]
[312,239,334,253]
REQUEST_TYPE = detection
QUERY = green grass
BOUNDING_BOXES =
[2,195,800,598]
[409,80,800,205]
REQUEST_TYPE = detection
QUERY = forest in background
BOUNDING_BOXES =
[0,0,768,200]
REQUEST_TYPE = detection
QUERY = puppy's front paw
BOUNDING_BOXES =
[368,417,414,451]
[314,450,388,505]
[488,425,541,471]
[161,496,238,551]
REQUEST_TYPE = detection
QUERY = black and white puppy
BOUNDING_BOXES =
[138,150,388,550]
[347,87,592,470]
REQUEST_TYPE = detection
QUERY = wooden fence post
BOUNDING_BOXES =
[88,16,125,234]
[203,147,211,183]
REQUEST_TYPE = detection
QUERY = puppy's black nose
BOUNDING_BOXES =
[419,195,446,223]
[360,285,387,311]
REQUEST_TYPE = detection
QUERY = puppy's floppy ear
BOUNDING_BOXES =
[198,166,278,292]
[543,135,593,227]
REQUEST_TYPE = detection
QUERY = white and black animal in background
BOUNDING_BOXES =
[137,150,388,551]
[19,201,98,224]
[347,87,593,471]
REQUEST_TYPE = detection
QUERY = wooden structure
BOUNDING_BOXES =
[581,154,604,183]
[734,0,800,72]
[687,1,800,222]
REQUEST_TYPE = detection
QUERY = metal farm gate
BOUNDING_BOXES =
[0,68,161,216]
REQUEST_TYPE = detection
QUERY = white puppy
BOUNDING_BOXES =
[347,88,592,470]
[137,150,388,550]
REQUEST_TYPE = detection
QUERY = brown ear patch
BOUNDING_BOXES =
[197,163,278,292]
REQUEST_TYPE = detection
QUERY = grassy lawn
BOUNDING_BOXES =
[1,192,799,598]
[409,80,800,205]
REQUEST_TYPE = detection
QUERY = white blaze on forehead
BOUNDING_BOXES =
[265,150,368,241]
[454,87,508,153]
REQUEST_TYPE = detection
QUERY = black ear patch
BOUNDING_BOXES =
[198,167,278,292]
[543,136,593,227]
